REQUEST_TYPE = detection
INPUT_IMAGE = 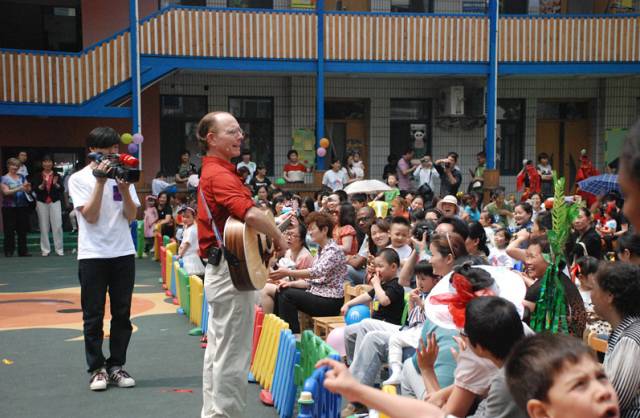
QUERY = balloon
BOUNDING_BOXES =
[127,143,138,154]
[316,147,327,158]
[132,133,144,144]
[345,305,370,326]
[275,177,286,186]
[326,327,346,357]
[319,138,330,148]
[121,133,133,144]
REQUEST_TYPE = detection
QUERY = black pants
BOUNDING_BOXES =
[78,255,135,372]
[275,287,343,333]
[2,206,29,256]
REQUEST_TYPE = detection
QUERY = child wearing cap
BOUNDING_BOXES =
[177,205,205,276]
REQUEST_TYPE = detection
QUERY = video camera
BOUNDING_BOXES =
[88,152,140,183]
[413,219,437,241]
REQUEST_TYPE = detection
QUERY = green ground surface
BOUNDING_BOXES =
[0,254,279,418]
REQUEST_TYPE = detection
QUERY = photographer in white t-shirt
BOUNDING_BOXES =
[68,127,140,392]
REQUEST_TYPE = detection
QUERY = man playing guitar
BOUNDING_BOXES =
[196,111,288,418]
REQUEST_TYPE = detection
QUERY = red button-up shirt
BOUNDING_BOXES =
[197,156,255,258]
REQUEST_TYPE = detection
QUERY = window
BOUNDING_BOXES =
[227,0,273,8]
[496,99,525,175]
[390,99,432,159]
[160,95,208,174]
[229,97,275,175]
[391,0,434,12]
[0,1,82,52]
[500,0,528,14]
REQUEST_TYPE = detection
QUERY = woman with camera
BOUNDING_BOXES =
[33,155,65,257]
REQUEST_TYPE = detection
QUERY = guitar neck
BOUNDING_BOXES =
[279,217,293,232]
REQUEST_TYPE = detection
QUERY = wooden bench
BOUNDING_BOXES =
[313,316,346,338]
[311,283,372,339]
[587,332,608,354]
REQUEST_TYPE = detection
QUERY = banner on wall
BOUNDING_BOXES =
[291,0,316,9]
[291,128,316,170]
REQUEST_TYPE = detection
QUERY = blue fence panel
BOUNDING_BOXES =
[272,329,300,418]
[297,354,342,418]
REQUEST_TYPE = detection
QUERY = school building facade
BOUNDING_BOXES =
[1,0,639,193]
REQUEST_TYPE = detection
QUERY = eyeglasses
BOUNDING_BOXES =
[208,127,245,137]
[357,217,372,223]
[225,127,244,136]
[285,233,301,239]
[460,329,468,338]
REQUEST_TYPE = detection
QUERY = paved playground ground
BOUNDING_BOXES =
[0,254,278,418]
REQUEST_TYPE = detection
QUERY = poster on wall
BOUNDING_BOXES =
[410,123,428,158]
[291,128,316,170]
[540,0,561,14]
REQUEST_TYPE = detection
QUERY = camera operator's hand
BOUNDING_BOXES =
[116,176,132,191]
[411,231,428,254]
[93,160,111,184]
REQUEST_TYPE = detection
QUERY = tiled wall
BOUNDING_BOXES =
[159,72,640,194]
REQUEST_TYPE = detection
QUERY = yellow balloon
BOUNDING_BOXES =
[121,133,133,144]
[319,138,330,148]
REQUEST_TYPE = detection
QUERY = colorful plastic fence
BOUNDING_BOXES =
[272,329,300,418]
[136,220,144,258]
[159,246,167,288]
[251,314,290,391]
[378,385,397,418]
[176,265,190,317]
[169,255,178,302]
[188,275,203,327]
[297,331,338,388]
[201,289,209,335]
[251,307,265,368]
[296,354,342,418]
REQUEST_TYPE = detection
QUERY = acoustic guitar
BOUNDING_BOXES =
[223,211,292,291]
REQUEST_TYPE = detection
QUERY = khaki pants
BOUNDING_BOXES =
[36,200,63,255]
[201,260,256,418]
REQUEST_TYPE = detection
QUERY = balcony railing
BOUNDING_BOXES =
[1,6,639,106]
[0,33,130,105]
[499,15,640,62]
[324,14,489,61]
[139,8,317,59]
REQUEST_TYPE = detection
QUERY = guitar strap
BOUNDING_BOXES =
[199,188,240,267]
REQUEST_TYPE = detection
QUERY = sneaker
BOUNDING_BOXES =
[341,403,368,418]
[382,370,402,386]
[108,367,136,388]
[42,252,49,257]
[56,251,64,256]
[89,368,108,391]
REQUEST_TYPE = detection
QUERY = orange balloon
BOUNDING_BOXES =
[319,138,330,148]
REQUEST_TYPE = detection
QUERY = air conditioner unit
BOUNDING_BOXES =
[438,86,465,117]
